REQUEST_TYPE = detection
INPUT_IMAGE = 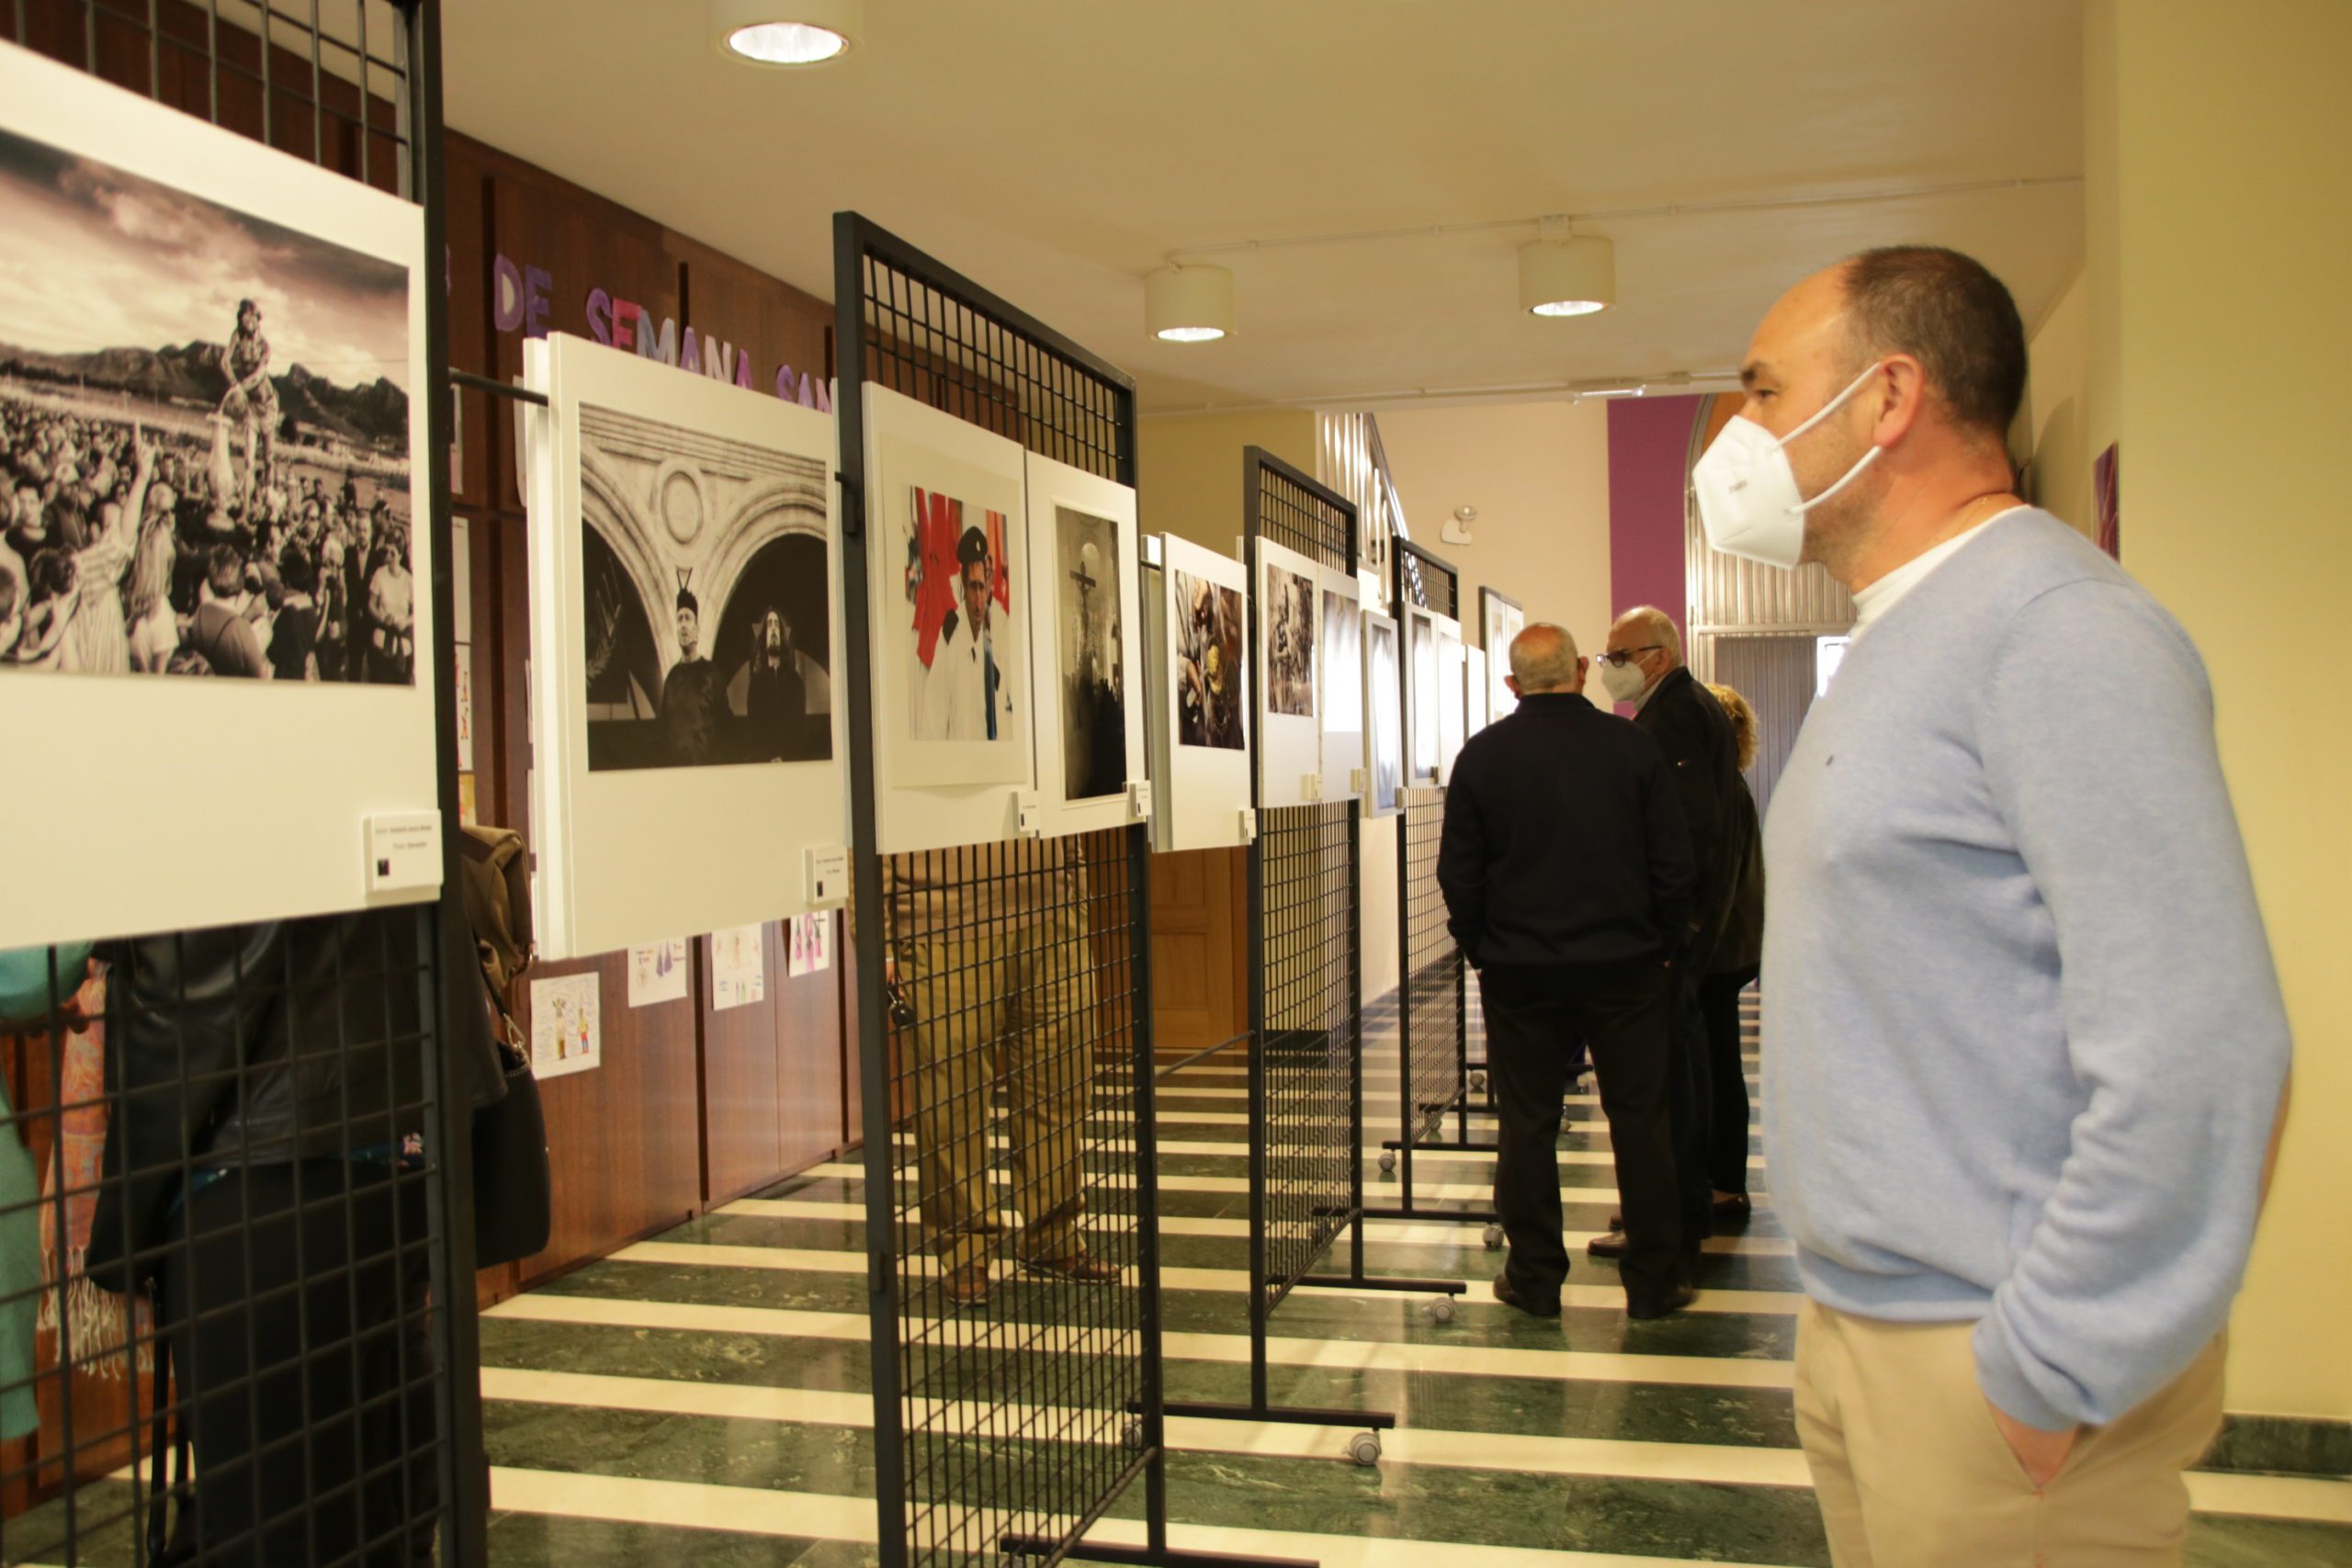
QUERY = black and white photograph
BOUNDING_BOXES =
[1055,505,1125,800]
[1265,562,1316,717]
[902,484,1017,746]
[1408,609,1440,781]
[1173,567,1245,750]
[1366,612,1402,816]
[0,123,413,683]
[1481,586,1524,719]
[579,403,831,772]
[1320,586,1361,729]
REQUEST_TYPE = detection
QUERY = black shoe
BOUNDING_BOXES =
[1625,1283,1697,1321]
[1713,1194,1752,1231]
[1491,1272,1561,1318]
[1586,1230,1628,1259]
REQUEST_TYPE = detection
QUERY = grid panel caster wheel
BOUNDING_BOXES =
[1124,1419,1145,1453]
[1377,1149,1396,1175]
[1423,1295,1455,1325]
[1469,1071,1487,1094]
[1482,1223,1504,1251]
[1349,1431,1383,1467]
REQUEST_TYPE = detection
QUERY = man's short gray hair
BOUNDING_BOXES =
[1510,623,1580,691]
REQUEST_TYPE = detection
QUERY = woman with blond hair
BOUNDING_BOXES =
[1702,682,1765,1224]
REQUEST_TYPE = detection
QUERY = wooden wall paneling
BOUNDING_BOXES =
[839,913,863,1150]
[666,232,831,412]
[444,134,497,508]
[1147,847,1249,1057]
[774,915,846,1176]
[514,952,700,1288]
[481,165,675,514]
[699,927,784,1207]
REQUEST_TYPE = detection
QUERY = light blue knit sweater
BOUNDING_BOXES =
[1761,510,2290,1432]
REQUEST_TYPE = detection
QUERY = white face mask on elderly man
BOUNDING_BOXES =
[1597,658,1650,704]
[1691,362,1886,570]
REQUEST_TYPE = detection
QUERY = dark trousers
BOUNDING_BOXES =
[159,1160,436,1567]
[1480,960,1682,1311]
[1666,971,1714,1262]
[1700,967,1758,1197]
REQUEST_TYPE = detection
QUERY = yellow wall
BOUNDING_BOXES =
[2087,0,2352,1421]
[2018,265,2093,536]
[1136,410,1319,558]
[1376,399,1616,658]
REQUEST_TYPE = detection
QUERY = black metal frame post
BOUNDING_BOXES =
[1362,539,1498,1235]
[832,213,1303,1568]
[1164,451,1457,1450]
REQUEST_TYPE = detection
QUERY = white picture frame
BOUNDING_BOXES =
[1317,565,1365,803]
[524,333,843,962]
[1464,645,1490,740]
[1481,586,1525,720]
[1362,609,1403,820]
[1023,454,1144,838]
[1437,620,1467,784]
[1403,604,1445,788]
[1253,536,1322,809]
[0,43,435,947]
[863,386,1036,853]
[1152,533,1250,852]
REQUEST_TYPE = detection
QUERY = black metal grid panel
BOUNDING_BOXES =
[833,215,1161,1568]
[1395,544,1464,1150]
[1244,454,1358,1314]
[1,5,480,1567]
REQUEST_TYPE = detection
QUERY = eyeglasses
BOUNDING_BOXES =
[1595,645,1661,668]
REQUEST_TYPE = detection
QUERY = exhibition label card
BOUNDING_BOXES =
[529,972,602,1080]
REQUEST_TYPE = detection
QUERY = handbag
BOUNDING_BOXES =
[458,825,552,1269]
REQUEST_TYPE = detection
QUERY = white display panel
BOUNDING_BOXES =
[1022,454,1145,838]
[1317,565,1365,803]
[1362,609,1403,820]
[1404,605,1456,787]
[1481,586,1525,720]
[1253,536,1323,810]
[1437,620,1467,784]
[863,385,1037,852]
[0,43,436,946]
[1152,534,1250,852]
[1464,646,1491,740]
[524,333,842,961]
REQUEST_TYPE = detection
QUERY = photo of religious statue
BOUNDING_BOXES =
[1055,505,1125,799]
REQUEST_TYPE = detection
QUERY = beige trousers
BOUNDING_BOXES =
[1794,1299,2225,1567]
[901,912,1097,1274]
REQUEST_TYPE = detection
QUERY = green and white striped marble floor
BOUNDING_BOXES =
[467,991,2352,1568]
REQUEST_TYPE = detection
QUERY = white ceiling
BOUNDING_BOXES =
[442,1,2084,414]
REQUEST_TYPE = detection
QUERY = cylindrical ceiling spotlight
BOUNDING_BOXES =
[1145,265,1234,343]
[713,0,864,67]
[1519,234,1615,317]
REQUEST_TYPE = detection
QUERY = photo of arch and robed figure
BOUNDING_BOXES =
[0,122,414,683]
[576,403,831,772]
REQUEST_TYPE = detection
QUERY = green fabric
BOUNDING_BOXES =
[0,1076,38,1438]
[0,942,93,1024]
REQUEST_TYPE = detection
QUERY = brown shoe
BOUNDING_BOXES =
[1586,1230,1629,1259]
[1021,1252,1123,1284]
[943,1262,992,1307]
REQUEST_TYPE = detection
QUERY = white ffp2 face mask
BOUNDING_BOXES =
[1692,363,1887,569]
[1598,658,1649,704]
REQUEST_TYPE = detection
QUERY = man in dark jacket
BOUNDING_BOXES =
[1439,624,1699,1320]
[1590,605,1744,1262]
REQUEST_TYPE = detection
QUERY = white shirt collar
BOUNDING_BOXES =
[1849,508,2026,641]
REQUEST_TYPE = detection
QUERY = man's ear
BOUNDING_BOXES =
[1503,674,1521,698]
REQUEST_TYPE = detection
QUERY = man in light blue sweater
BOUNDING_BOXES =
[1701,247,2292,1565]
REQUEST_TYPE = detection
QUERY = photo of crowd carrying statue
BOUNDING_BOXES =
[1174,568,1245,751]
[579,405,831,772]
[0,124,414,683]
[1265,562,1316,718]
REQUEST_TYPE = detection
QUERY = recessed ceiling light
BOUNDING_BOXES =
[1519,234,1615,317]
[713,0,862,67]
[1145,265,1234,344]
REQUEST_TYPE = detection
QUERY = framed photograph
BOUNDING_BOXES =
[863,385,1035,853]
[1480,586,1524,720]
[1023,452,1142,837]
[1464,645,1490,740]
[1436,620,1467,784]
[1362,609,1402,820]
[1151,532,1250,852]
[0,43,434,947]
[1253,536,1321,809]
[1317,565,1363,803]
[525,333,842,961]
[1403,604,1440,787]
